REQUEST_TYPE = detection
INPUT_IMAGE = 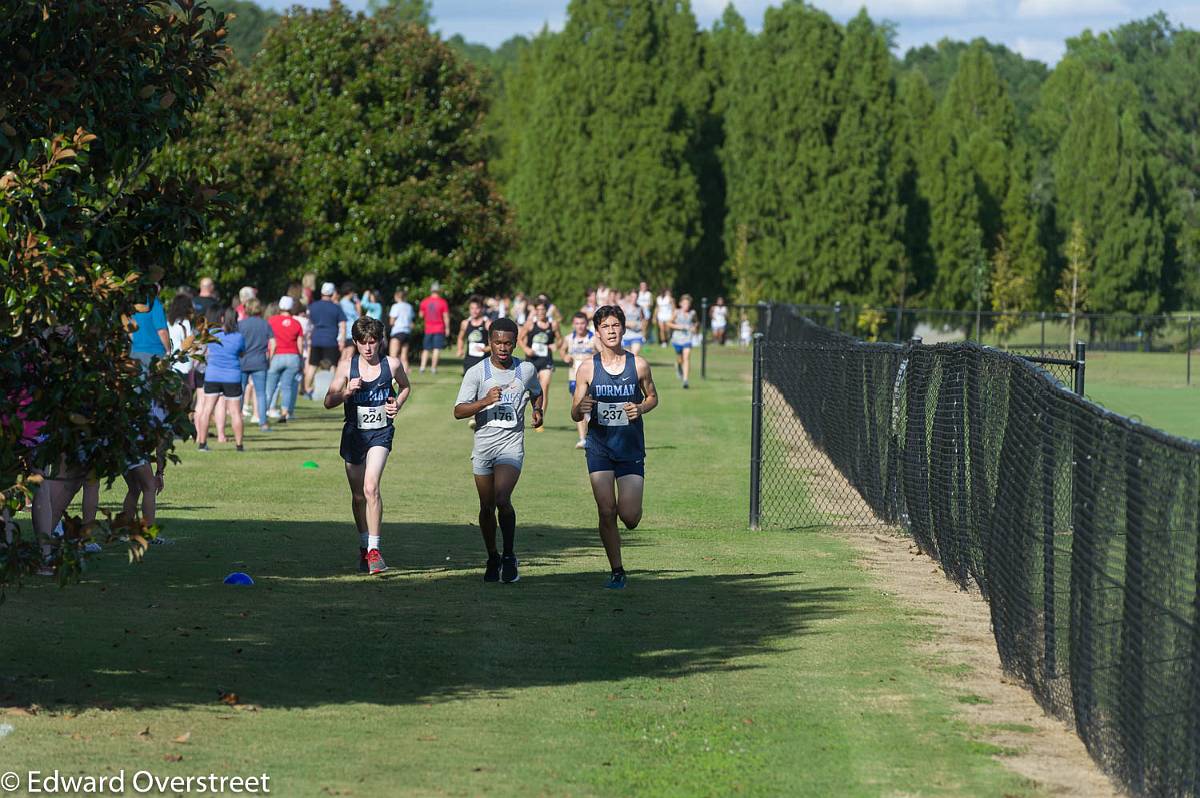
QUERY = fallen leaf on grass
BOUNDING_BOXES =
[417,735,437,742]
[4,706,37,717]
[218,691,239,705]
[233,704,260,713]
[137,726,151,739]
[173,732,191,744]
[163,753,183,762]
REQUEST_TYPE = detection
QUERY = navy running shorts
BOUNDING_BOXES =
[585,449,644,479]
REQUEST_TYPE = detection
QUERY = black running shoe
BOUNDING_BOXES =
[484,553,501,582]
[500,553,519,583]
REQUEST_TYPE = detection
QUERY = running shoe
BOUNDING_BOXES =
[484,552,501,582]
[235,444,245,452]
[682,380,689,390]
[83,542,102,554]
[534,426,545,433]
[150,536,175,546]
[500,553,519,583]
[197,443,211,452]
[367,549,388,575]
[604,570,627,590]
[278,415,288,425]
[358,547,369,574]
[267,410,281,419]
[676,363,682,379]
[259,424,271,432]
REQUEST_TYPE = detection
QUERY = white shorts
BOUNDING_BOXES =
[471,436,525,476]
[622,335,644,347]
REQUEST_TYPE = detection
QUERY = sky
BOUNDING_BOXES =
[269,1,1200,65]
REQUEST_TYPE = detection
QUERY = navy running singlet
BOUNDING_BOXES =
[340,354,395,464]
[586,353,644,462]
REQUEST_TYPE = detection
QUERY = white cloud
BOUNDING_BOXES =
[1012,35,1066,63]
[814,0,988,18]
[1015,0,1129,20]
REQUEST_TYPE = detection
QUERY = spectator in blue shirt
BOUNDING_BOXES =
[195,307,247,451]
[339,282,361,344]
[304,282,347,397]
[130,284,170,368]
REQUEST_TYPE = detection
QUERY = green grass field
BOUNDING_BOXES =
[1079,351,1200,440]
[0,347,1034,797]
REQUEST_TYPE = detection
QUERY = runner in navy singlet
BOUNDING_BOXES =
[325,317,410,575]
[570,305,659,589]
[520,298,559,429]
[456,296,491,375]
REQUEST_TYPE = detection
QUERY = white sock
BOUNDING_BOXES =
[359,532,369,549]
[368,535,380,552]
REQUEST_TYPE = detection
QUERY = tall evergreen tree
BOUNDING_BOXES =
[893,71,937,303]
[722,1,843,302]
[508,0,707,303]
[1053,85,1165,315]
[926,43,1044,310]
[821,10,905,305]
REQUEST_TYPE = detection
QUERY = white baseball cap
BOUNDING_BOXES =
[279,296,295,311]
[321,282,335,296]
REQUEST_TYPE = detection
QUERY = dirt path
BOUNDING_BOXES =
[763,383,1122,797]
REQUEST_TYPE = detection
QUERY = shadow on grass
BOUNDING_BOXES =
[1,521,847,711]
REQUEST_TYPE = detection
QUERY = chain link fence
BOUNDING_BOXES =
[750,304,1200,798]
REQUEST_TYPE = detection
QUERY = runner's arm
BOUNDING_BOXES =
[456,319,468,356]
[323,359,354,409]
[388,357,411,414]
[570,359,595,422]
[631,356,658,418]
[453,368,501,419]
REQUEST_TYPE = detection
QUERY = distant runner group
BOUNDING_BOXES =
[16,274,733,586]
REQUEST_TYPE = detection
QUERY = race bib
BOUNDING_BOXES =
[484,404,519,429]
[596,401,629,427]
[468,340,486,358]
[356,404,388,430]
[533,342,549,358]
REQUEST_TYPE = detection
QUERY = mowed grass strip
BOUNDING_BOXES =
[1,347,1031,797]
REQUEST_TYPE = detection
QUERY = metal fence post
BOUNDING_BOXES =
[895,305,903,343]
[833,301,842,334]
[1040,312,1047,357]
[757,301,771,340]
[1041,401,1057,678]
[1188,317,1193,386]
[749,333,765,530]
[700,296,708,380]
[1074,341,1087,396]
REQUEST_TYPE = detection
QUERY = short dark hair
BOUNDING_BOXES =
[572,311,588,322]
[352,316,386,343]
[490,317,519,338]
[340,281,356,296]
[468,294,484,307]
[593,304,625,331]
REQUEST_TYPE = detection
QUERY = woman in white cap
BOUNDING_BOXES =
[266,295,304,424]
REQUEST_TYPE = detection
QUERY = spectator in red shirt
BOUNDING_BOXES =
[419,281,451,375]
[265,296,304,423]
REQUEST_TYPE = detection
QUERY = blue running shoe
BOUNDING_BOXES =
[604,570,627,590]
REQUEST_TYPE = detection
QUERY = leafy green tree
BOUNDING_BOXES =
[722,1,843,302]
[923,43,1045,310]
[207,0,280,62]
[902,38,1049,136]
[180,6,513,297]
[990,235,1028,339]
[1050,15,1197,308]
[160,63,306,293]
[508,0,708,302]
[1056,219,1091,342]
[1,0,228,587]
[822,10,905,305]
[893,71,937,303]
[920,109,986,309]
[1053,84,1164,315]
